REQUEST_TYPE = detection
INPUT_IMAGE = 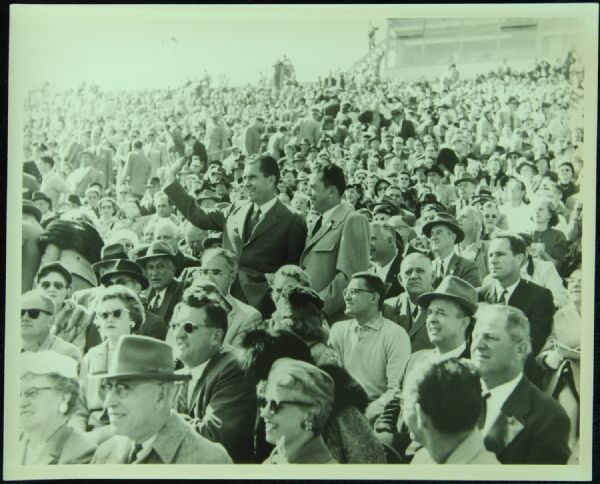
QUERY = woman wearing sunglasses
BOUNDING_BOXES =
[261,358,336,464]
[35,262,102,356]
[76,285,145,445]
[20,351,96,464]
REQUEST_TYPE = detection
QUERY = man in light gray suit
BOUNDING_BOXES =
[300,165,370,322]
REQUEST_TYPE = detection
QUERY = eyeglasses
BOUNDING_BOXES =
[21,308,52,319]
[170,320,216,333]
[258,397,314,416]
[20,386,54,399]
[343,288,374,297]
[40,281,66,290]
[97,308,130,320]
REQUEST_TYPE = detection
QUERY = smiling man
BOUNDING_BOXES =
[300,164,370,322]
[328,272,410,423]
[171,289,256,463]
[164,154,306,318]
[21,290,82,364]
[91,335,232,464]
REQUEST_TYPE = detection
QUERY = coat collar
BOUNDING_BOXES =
[445,430,488,464]
[484,376,530,454]
[242,199,286,245]
[304,202,352,250]
[147,412,191,463]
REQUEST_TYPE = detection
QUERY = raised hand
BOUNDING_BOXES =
[165,152,187,186]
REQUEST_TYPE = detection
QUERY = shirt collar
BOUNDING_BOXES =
[436,250,455,269]
[435,341,466,360]
[483,372,523,400]
[188,360,210,380]
[495,278,520,301]
[352,312,384,331]
[256,196,277,216]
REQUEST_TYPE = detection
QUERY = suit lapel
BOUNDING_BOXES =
[408,307,428,338]
[234,202,253,243]
[304,203,350,251]
[246,200,285,245]
[484,377,530,455]
[191,354,222,417]
[446,253,458,276]
[507,279,527,306]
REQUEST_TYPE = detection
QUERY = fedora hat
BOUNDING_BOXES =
[135,240,177,266]
[32,191,53,209]
[426,165,444,177]
[417,275,478,315]
[99,259,149,290]
[92,335,190,382]
[422,212,464,243]
[195,189,219,202]
[92,243,129,273]
[516,160,538,175]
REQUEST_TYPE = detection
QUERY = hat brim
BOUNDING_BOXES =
[453,178,477,187]
[90,370,191,381]
[100,270,149,290]
[417,291,477,315]
[136,254,178,266]
[422,220,464,243]
[92,258,127,273]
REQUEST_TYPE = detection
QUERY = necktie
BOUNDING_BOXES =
[436,260,445,279]
[311,215,323,237]
[149,292,161,313]
[244,205,261,241]
[498,289,508,305]
[128,443,143,463]
[477,391,491,430]
[177,380,189,414]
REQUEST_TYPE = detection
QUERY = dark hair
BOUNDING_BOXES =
[414,358,483,434]
[491,232,527,256]
[133,140,143,150]
[318,164,346,196]
[251,155,280,185]
[180,289,229,340]
[281,286,327,344]
[238,329,314,384]
[40,156,55,168]
[350,272,386,309]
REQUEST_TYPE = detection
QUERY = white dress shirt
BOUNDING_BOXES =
[434,250,455,278]
[434,341,467,360]
[494,278,520,304]
[373,249,398,282]
[482,372,523,435]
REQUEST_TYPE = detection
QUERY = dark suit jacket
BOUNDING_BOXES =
[484,376,570,464]
[147,279,183,324]
[478,278,554,386]
[383,252,403,299]
[434,253,481,289]
[138,309,168,341]
[165,180,306,317]
[174,250,200,278]
[177,352,257,463]
[383,293,433,353]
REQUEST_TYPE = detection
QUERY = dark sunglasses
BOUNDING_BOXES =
[170,321,215,333]
[21,308,52,319]
[97,308,130,320]
[258,396,314,416]
[40,281,66,290]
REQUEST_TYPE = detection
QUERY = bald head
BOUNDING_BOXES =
[153,219,180,253]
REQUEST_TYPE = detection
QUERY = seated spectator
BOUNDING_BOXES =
[529,197,568,269]
[21,290,82,364]
[328,272,411,423]
[20,351,96,464]
[402,358,499,464]
[470,304,571,464]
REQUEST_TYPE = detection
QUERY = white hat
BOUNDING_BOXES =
[21,351,78,380]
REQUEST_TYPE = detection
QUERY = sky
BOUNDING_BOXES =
[10,5,391,90]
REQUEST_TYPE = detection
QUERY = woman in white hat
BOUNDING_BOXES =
[20,351,96,464]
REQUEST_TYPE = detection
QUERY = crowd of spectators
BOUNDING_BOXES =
[19,50,586,465]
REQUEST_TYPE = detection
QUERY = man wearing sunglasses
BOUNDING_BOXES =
[21,289,82,364]
[172,291,257,463]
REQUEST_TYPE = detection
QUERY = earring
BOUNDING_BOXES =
[58,401,68,414]
[301,417,313,432]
